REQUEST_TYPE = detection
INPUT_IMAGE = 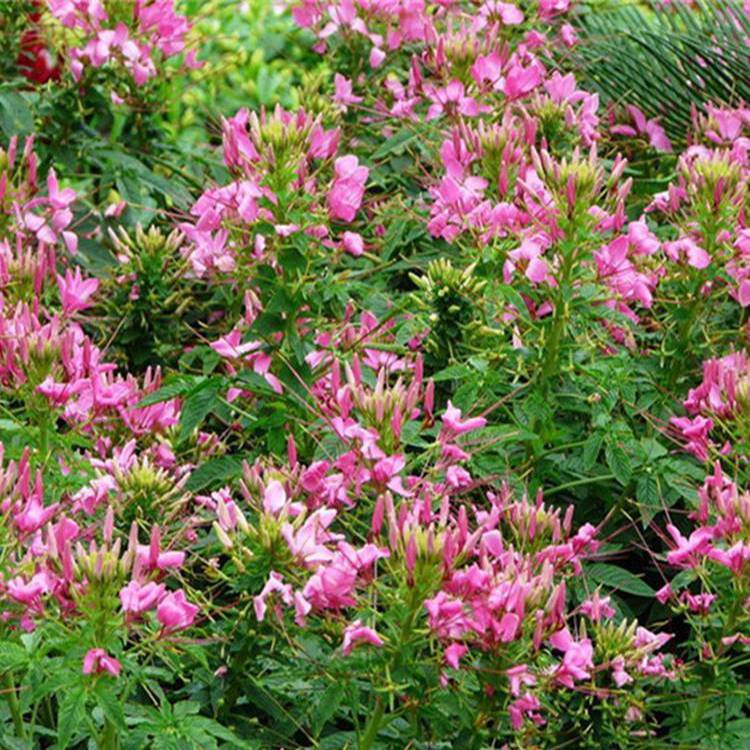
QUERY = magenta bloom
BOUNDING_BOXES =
[444,642,468,669]
[57,267,100,315]
[341,620,384,656]
[83,648,121,677]
[666,524,714,567]
[156,590,199,631]
[120,580,166,614]
[441,401,487,436]
[328,155,368,223]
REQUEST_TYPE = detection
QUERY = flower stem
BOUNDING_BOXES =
[3,673,26,741]
[359,697,386,750]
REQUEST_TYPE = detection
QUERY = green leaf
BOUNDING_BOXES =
[637,474,661,527]
[639,437,668,463]
[605,443,632,486]
[311,682,345,736]
[0,91,33,137]
[94,683,126,732]
[57,684,87,750]
[0,643,29,672]
[582,431,604,471]
[179,380,222,441]
[185,456,244,492]
[587,563,655,597]
[136,378,198,408]
[727,718,750,739]
[372,128,418,160]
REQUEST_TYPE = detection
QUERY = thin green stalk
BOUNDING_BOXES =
[545,473,617,496]
[359,585,422,749]
[359,697,386,750]
[3,673,26,741]
[99,716,120,750]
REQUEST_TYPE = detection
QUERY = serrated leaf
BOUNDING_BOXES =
[582,431,604,471]
[0,642,29,672]
[605,443,632,486]
[372,128,418,159]
[57,684,87,750]
[311,682,345,736]
[587,563,655,597]
[94,683,126,732]
[185,456,244,492]
[136,378,198,408]
[639,437,668,463]
[637,474,661,527]
[0,91,33,137]
[179,381,222,441]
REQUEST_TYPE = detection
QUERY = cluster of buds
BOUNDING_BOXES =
[410,259,489,367]
[530,145,629,231]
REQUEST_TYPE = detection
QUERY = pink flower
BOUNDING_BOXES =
[120,581,166,614]
[509,692,545,730]
[57,267,100,315]
[670,415,713,462]
[342,231,365,257]
[83,648,121,677]
[580,592,615,622]
[655,583,672,604]
[426,81,480,120]
[254,571,294,621]
[333,74,362,109]
[497,611,520,642]
[328,155,368,223]
[681,591,716,614]
[708,541,750,574]
[156,589,199,631]
[7,572,51,605]
[665,524,714,567]
[444,642,468,669]
[13,486,59,534]
[506,664,536,696]
[664,237,710,269]
[502,62,544,100]
[611,656,632,687]
[263,480,288,515]
[549,628,594,688]
[341,620,384,655]
[441,401,487,436]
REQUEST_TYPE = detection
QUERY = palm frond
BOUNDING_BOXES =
[569,0,750,140]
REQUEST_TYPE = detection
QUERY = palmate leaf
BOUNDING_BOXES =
[570,0,750,140]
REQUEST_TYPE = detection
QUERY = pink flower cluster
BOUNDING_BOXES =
[45,0,198,86]
[1,136,77,255]
[670,350,750,462]
[0,447,199,666]
[204,321,672,731]
[659,463,750,650]
[179,106,368,279]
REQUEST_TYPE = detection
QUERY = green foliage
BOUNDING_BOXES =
[572,0,750,140]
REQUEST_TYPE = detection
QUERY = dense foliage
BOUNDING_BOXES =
[1,0,750,748]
